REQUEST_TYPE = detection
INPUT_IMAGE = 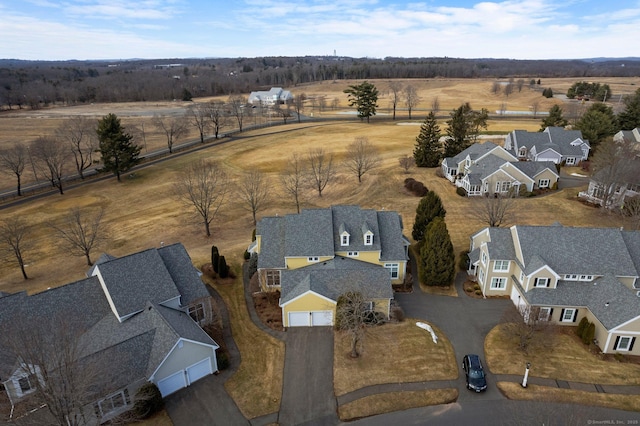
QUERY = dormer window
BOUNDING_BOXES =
[519,147,526,157]
[341,233,350,246]
[364,232,373,246]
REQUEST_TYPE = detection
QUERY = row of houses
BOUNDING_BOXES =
[441,127,590,197]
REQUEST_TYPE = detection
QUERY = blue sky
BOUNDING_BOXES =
[1,0,639,60]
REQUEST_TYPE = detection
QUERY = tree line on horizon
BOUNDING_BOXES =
[2,56,640,110]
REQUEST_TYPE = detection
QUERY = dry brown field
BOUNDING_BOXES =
[0,77,636,295]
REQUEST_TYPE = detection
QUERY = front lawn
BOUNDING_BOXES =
[334,319,457,396]
[486,324,640,385]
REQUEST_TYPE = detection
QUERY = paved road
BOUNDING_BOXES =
[279,327,338,426]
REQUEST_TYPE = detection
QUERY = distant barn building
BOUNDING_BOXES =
[248,87,293,105]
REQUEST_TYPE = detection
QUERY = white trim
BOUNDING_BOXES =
[493,260,509,272]
[490,277,507,290]
[149,338,218,382]
[615,336,634,351]
[279,289,338,307]
[527,265,561,280]
[561,308,577,322]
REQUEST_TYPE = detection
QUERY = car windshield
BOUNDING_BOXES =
[469,369,485,379]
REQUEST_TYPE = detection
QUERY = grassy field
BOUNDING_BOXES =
[334,320,457,396]
[0,117,630,295]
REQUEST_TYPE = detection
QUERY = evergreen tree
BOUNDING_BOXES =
[413,112,442,167]
[96,113,141,181]
[344,81,379,123]
[412,191,446,242]
[211,245,219,273]
[444,103,487,158]
[218,255,229,278]
[618,88,640,130]
[540,105,568,130]
[419,217,455,287]
[576,102,618,150]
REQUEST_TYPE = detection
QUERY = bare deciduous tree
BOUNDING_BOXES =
[1,314,120,426]
[238,170,270,225]
[431,97,440,115]
[272,103,292,124]
[590,137,639,208]
[530,100,540,118]
[228,94,247,132]
[306,147,335,197]
[398,155,415,174]
[0,216,33,280]
[186,103,211,143]
[0,141,27,195]
[403,85,421,120]
[336,291,382,358]
[388,81,403,120]
[29,137,69,195]
[501,305,552,354]
[624,196,640,230]
[152,114,189,154]
[344,137,381,183]
[49,207,108,266]
[206,101,228,139]
[281,152,305,213]
[293,92,306,123]
[469,192,517,227]
[55,116,97,179]
[174,159,229,237]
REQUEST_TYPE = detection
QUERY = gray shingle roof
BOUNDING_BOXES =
[280,257,393,305]
[485,228,516,260]
[257,205,408,268]
[520,274,640,330]
[515,225,638,276]
[509,127,589,158]
[94,249,181,318]
[443,141,500,166]
[510,161,558,179]
[157,243,210,306]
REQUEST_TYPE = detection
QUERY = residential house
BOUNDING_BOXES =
[504,127,590,165]
[578,159,640,209]
[249,205,410,327]
[248,87,293,105]
[0,243,219,424]
[441,142,559,196]
[614,128,640,146]
[467,224,640,355]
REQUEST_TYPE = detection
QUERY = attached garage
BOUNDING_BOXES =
[157,370,187,397]
[186,358,213,384]
[287,310,334,327]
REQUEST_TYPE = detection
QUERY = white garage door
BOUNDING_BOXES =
[157,370,187,397]
[289,312,311,327]
[187,358,212,385]
[311,311,333,326]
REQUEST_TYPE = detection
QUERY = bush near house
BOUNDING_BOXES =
[132,383,164,420]
[404,177,428,197]
[456,187,467,197]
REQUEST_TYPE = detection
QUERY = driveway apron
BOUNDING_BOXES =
[279,327,338,426]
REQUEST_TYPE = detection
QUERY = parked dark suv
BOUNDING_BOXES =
[462,354,487,392]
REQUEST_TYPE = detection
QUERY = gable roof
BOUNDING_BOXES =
[257,205,408,269]
[510,161,559,179]
[508,127,590,158]
[280,257,393,305]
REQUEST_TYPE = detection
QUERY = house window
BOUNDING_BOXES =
[493,260,509,272]
[538,307,552,321]
[561,308,577,322]
[364,233,373,245]
[95,389,130,419]
[341,234,350,246]
[490,277,506,290]
[481,251,487,266]
[564,274,578,281]
[615,336,635,351]
[308,256,319,263]
[384,263,399,279]
[518,147,527,157]
[478,268,485,284]
[579,275,593,281]
[265,270,281,287]
[539,179,550,188]
[188,303,205,324]
[347,251,359,257]
[566,157,575,165]
[362,301,374,311]
[534,277,549,287]
[500,181,511,192]
[519,271,525,283]
[18,375,35,394]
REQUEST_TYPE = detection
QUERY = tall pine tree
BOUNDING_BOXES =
[540,105,568,130]
[617,88,640,130]
[97,113,141,181]
[413,112,442,167]
[419,217,455,287]
[443,103,487,158]
[412,191,446,242]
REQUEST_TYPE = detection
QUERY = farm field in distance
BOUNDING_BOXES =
[0,77,636,295]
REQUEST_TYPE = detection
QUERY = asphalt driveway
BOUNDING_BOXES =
[278,327,338,426]
[395,271,513,400]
